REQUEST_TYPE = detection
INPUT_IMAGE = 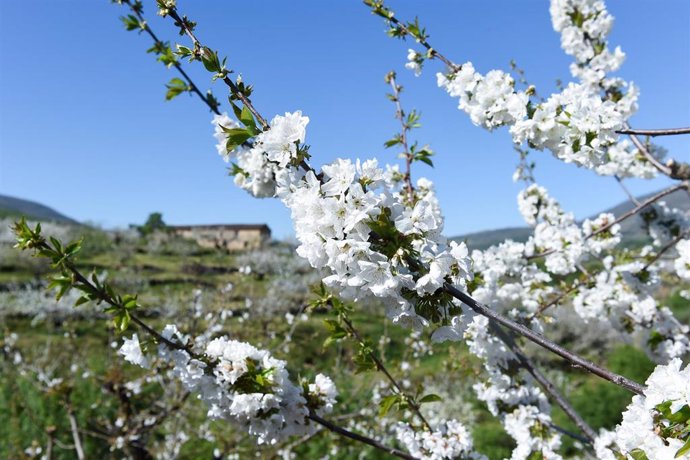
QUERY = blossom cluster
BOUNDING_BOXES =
[549,0,623,86]
[210,105,686,458]
[119,326,336,445]
[486,184,688,361]
[203,0,690,456]
[433,0,652,178]
[394,419,485,460]
[676,239,690,280]
[435,63,528,131]
[434,311,563,459]
[594,358,690,459]
[212,111,309,197]
[214,109,474,330]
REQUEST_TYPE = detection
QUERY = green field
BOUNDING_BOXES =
[0,223,685,459]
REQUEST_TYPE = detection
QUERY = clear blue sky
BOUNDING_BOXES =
[1,1,688,239]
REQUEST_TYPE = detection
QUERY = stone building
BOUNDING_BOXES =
[171,224,271,251]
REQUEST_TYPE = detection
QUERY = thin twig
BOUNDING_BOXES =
[388,73,415,203]
[120,0,220,115]
[527,181,688,260]
[589,181,688,238]
[627,127,673,177]
[308,413,417,460]
[624,123,690,180]
[373,8,457,70]
[443,283,645,394]
[642,230,690,272]
[615,175,641,206]
[617,127,690,137]
[67,405,85,460]
[45,427,56,460]
[341,315,432,431]
[528,280,585,321]
[547,422,591,445]
[44,243,199,356]
[166,8,269,130]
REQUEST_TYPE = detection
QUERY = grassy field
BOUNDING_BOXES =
[0,224,686,459]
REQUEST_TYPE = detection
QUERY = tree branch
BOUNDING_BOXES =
[387,73,415,203]
[624,124,690,180]
[66,404,85,460]
[166,8,269,130]
[642,230,690,272]
[616,127,690,137]
[614,175,641,206]
[527,181,689,260]
[119,0,220,115]
[488,323,596,444]
[308,413,417,460]
[443,283,645,394]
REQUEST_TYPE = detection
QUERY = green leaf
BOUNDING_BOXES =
[228,163,246,177]
[384,136,402,148]
[419,394,443,404]
[74,296,90,307]
[175,45,193,57]
[123,297,139,310]
[48,275,71,301]
[120,14,142,32]
[378,394,399,417]
[629,449,649,460]
[201,48,221,73]
[119,311,131,332]
[677,439,690,458]
[239,106,258,134]
[49,236,63,253]
[417,156,433,167]
[353,344,377,374]
[322,335,341,349]
[165,77,189,100]
[323,318,341,331]
[64,238,83,257]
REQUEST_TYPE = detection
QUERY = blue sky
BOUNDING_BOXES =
[0,1,688,239]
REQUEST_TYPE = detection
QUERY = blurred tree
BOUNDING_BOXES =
[138,212,168,236]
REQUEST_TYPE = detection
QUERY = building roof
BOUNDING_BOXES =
[171,224,271,233]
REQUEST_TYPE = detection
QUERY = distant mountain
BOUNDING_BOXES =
[451,188,689,250]
[0,194,79,224]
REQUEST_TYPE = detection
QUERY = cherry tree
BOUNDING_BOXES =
[10,0,690,458]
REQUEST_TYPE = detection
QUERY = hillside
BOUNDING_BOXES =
[452,188,689,250]
[0,194,78,224]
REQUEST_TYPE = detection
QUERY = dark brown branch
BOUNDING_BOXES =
[443,283,645,394]
[489,323,596,443]
[120,0,220,115]
[380,12,457,70]
[617,127,690,137]
[527,181,688,260]
[624,124,690,180]
[627,129,673,177]
[308,413,417,460]
[166,8,269,130]
[589,181,688,238]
